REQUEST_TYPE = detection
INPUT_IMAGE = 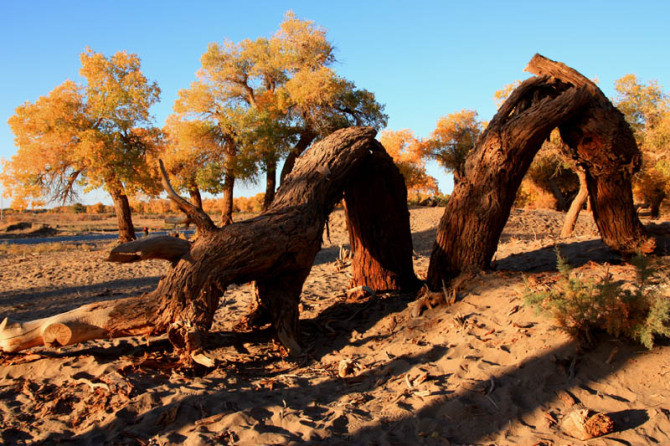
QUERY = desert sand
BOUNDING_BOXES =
[0,207,669,445]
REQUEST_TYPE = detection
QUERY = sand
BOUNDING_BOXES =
[0,207,668,445]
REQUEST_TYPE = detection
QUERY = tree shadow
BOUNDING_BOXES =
[43,334,666,445]
[0,277,162,320]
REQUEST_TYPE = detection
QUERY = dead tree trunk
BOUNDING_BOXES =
[344,141,421,292]
[427,77,591,288]
[526,54,651,253]
[427,54,651,289]
[0,127,417,355]
[561,168,589,237]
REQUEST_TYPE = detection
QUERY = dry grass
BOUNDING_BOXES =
[0,242,97,256]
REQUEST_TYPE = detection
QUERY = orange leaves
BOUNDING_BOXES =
[380,130,438,195]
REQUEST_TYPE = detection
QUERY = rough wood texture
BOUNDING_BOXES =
[344,142,420,292]
[427,54,650,289]
[526,54,650,253]
[427,77,591,288]
[0,127,417,354]
[106,235,191,265]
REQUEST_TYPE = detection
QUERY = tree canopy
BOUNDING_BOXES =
[166,12,387,222]
[1,48,161,240]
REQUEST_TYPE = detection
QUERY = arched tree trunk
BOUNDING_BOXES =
[427,54,652,289]
[561,168,588,237]
[526,54,650,253]
[0,127,417,356]
[110,189,136,243]
[427,77,591,288]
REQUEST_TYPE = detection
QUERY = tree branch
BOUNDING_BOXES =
[158,159,217,233]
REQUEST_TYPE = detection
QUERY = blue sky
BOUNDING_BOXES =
[1,0,669,206]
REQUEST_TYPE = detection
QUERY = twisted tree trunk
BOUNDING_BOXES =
[427,77,591,288]
[526,54,650,253]
[427,54,651,289]
[0,127,417,355]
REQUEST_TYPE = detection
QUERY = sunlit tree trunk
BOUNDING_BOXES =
[189,187,203,210]
[110,189,136,243]
[561,168,588,237]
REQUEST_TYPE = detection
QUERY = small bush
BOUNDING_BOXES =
[524,249,670,348]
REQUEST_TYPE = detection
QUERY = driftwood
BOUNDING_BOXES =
[427,54,650,288]
[0,127,417,355]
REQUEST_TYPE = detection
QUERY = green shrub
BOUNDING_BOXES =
[524,249,670,348]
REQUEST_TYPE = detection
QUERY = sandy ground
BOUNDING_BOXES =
[0,207,669,445]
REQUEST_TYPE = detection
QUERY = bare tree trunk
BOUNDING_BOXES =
[220,170,234,226]
[189,187,203,209]
[427,77,591,288]
[0,127,417,356]
[280,130,317,184]
[561,168,588,237]
[110,189,135,243]
[548,178,568,211]
[263,157,277,210]
[344,141,420,292]
[526,54,651,253]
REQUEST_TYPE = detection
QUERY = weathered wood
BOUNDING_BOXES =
[106,235,191,265]
[427,77,591,288]
[0,127,418,354]
[344,141,420,292]
[526,54,651,253]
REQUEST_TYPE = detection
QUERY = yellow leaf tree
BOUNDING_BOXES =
[379,130,438,197]
[424,109,483,184]
[1,48,161,241]
[615,74,670,218]
[169,12,387,221]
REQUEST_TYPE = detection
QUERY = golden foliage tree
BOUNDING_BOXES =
[168,12,387,222]
[379,130,438,196]
[615,74,670,218]
[424,110,483,184]
[1,49,161,241]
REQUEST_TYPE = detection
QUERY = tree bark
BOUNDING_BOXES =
[526,54,651,253]
[280,130,317,184]
[220,169,234,226]
[110,189,136,242]
[427,77,591,288]
[0,127,417,355]
[344,141,420,292]
[189,187,203,209]
[561,168,589,237]
[263,157,277,210]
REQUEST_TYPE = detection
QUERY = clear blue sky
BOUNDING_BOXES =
[1,0,669,206]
